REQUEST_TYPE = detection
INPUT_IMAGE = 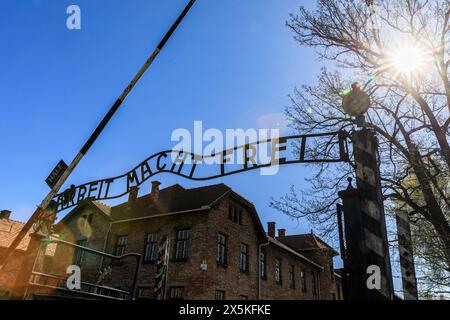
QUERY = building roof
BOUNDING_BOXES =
[110,183,267,239]
[0,218,32,252]
[277,233,339,256]
[110,183,232,221]
[56,200,112,230]
[0,219,56,256]
[268,237,324,270]
[91,201,111,216]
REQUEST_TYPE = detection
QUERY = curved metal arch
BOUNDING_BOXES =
[54,131,350,213]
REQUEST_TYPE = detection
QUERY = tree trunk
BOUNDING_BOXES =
[409,147,450,271]
[429,215,450,273]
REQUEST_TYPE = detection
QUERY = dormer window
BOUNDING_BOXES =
[81,213,93,228]
[228,204,243,225]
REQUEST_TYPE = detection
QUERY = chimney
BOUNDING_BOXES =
[150,181,161,201]
[128,186,139,204]
[0,210,11,220]
[278,229,286,238]
[267,222,276,238]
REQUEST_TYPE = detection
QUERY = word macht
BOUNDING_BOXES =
[53,123,346,213]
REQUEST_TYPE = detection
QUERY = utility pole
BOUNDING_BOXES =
[0,0,196,270]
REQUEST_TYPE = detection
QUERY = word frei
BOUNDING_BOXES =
[171,121,281,168]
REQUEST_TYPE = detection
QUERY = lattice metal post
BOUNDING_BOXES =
[396,209,419,300]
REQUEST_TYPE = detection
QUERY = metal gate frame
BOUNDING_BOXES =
[25,238,142,300]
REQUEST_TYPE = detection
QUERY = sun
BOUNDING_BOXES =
[384,43,429,79]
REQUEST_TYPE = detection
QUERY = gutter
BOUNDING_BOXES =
[111,206,211,224]
[99,222,112,269]
[268,237,324,270]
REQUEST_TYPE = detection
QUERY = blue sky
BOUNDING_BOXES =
[1,0,327,236]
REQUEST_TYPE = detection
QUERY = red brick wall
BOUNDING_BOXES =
[202,196,261,300]
[0,248,25,296]
[47,196,342,300]
[103,196,263,299]
[260,243,322,300]
[104,209,206,297]
[297,249,339,300]
[50,205,113,283]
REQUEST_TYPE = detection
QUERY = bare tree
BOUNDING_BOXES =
[270,0,450,293]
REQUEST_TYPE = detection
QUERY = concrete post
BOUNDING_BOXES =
[338,128,394,300]
[338,179,368,300]
[396,209,419,300]
[352,128,394,299]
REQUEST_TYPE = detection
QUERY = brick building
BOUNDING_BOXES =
[45,182,343,300]
[0,210,56,299]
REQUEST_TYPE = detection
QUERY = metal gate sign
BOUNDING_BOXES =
[54,131,349,213]
[45,160,68,189]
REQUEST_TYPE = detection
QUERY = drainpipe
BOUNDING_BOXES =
[318,271,321,300]
[99,222,113,269]
[257,241,269,300]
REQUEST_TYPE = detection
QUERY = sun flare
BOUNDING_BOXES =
[385,43,430,78]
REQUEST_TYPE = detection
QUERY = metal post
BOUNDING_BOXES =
[0,0,196,270]
[396,209,419,300]
[131,254,143,300]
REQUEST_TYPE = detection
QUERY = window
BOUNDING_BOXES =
[330,259,335,281]
[289,265,295,289]
[312,271,320,297]
[74,239,87,265]
[215,290,225,300]
[169,287,184,300]
[175,229,190,260]
[228,204,243,225]
[240,243,249,272]
[275,259,282,284]
[259,251,266,279]
[239,295,248,300]
[300,270,307,292]
[144,233,158,262]
[217,233,227,265]
[228,205,233,220]
[137,287,152,300]
[81,214,93,228]
[114,236,127,256]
